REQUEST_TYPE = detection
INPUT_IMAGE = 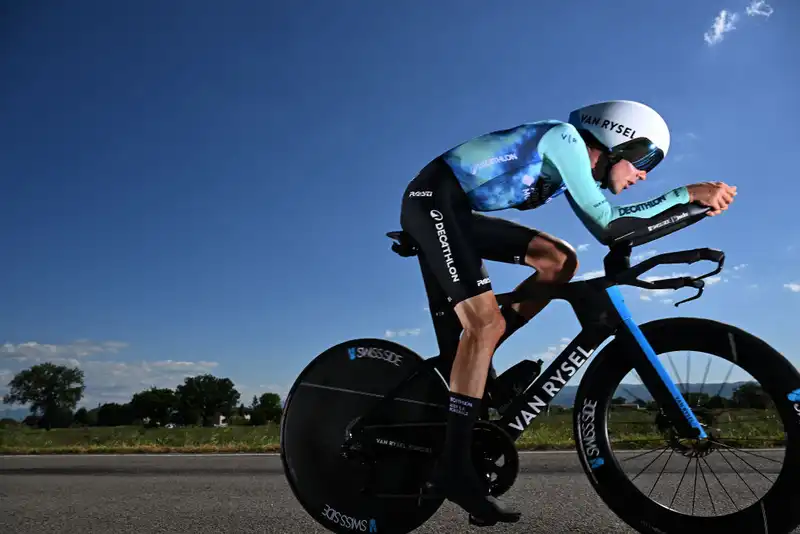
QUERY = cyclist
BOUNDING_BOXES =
[399,100,737,524]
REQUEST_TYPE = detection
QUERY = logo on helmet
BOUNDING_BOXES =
[580,114,637,140]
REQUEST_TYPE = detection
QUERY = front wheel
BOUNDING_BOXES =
[573,317,800,534]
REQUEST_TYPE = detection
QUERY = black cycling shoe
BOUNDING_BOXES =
[424,459,521,526]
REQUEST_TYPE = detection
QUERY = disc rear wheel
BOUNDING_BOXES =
[280,338,449,534]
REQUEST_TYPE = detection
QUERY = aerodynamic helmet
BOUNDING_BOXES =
[568,100,671,175]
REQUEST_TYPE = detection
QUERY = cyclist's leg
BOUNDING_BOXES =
[471,213,579,349]
[401,158,503,397]
[400,158,520,523]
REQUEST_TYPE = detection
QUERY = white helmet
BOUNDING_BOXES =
[567,100,670,174]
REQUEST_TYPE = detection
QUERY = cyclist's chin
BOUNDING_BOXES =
[609,179,636,195]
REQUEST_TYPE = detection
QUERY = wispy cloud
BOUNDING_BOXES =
[638,270,731,302]
[533,339,571,362]
[784,283,800,293]
[1,340,129,362]
[576,244,590,252]
[574,269,604,281]
[704,10,740,46]
[385,328,422,338]
[0,340,222,407]
[746,0,773,17]
[632,249,658,262]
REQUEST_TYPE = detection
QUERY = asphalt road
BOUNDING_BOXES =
[1,451,797,533]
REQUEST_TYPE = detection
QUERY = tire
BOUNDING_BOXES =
[573,317,800,534]
[280,338,449,534]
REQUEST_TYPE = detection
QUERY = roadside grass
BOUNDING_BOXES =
[0,423,282,454]
[0,408,784,455]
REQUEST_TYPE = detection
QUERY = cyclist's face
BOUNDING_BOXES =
[608,159,647,194]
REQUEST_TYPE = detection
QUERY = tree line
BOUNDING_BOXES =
[2,362,775,431]
[1,362,283,430]
[611,383,774,410]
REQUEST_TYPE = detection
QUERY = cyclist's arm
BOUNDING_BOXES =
[537,122,691,244]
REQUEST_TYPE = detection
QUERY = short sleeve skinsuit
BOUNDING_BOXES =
[399,120,691,305]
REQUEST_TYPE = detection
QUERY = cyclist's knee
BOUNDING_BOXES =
[527,237,578,282]
[455,293,505,341]
[556,247,579,282]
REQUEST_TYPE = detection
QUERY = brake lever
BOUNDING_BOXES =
[673,252,724,307]
[674,280,705,307]
[628,249,725,306]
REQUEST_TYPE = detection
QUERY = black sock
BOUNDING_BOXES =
[435,391,522,521]
[441,392,481,473]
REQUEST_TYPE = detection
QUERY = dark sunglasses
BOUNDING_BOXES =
[608,137,664,173]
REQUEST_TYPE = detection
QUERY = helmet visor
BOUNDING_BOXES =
[610,137,664,173]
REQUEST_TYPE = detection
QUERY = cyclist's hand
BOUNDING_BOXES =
[687,182,737,216]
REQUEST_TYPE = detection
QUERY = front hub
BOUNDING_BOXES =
[655,408,718,458]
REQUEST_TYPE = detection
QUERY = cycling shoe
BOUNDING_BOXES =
[425,460,521,525]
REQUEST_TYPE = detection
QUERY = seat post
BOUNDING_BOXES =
[386,230,462,377]
[416,253,462,378]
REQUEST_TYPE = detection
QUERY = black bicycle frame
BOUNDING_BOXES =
[386,213,725,442]
[493,277,707,440]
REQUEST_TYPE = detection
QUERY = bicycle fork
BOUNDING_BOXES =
[606,287,708,440]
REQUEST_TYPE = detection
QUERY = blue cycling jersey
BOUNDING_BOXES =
[441,120,690,244]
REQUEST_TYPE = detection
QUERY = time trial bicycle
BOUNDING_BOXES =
[280,202,800,533]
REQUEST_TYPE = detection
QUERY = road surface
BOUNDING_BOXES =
[1,451,796,533]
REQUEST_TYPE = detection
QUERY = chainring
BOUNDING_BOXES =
[471,421,520,497]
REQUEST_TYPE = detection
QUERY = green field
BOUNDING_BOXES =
[0,408,785,455]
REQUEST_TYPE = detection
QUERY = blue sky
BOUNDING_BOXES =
[1,0,798,408]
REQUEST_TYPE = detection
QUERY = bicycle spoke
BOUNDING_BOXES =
[714,363,735,399]
[692,458,699,515]
[697,458,718,515]
[701,456,739,511]
[668,353,685,397]
[629,444,670,483]
[647,449,676,498]
[715,448,760,499]
[686,351,692,401]
[698,355,711,399]
[716,445,777,484]
[711,440,783,465]
[668,456,693,508]
[619,445,670,463]
[620,385,647,405]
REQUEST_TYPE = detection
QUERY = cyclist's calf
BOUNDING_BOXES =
[451,293,506,397]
